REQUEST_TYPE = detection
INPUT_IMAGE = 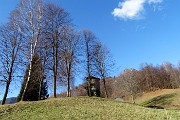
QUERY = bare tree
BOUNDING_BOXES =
[93,42,114,98]
[14,0,46,101]
[0,21,22,104]
[59,27,82,97]
[139,64,155,91]
[120,69,140,103]
[44,3,70,98]
[163,62,180,88]
[82,30,97,96]
[36,39,50,100]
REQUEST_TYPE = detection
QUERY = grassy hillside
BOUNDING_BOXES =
[0,97,180,120]
[136,89,180,109]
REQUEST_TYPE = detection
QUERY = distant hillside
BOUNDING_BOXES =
[0,97,17,104]
[0,97,180,120]
[58,78,180,110]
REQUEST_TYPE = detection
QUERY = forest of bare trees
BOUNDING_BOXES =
[103,63,180,101]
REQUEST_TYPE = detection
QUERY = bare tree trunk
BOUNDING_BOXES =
[86,40,91,97]
[131,95,135,104]
[52,43,57,98]
[83,30,96,97]
[87,77,91,97]
[53,73,57,98]
[2,63,13,104]
[21,63,32,101]
[66,63,71,97]
[55,43,58,97]
[102,78,108,98]
[1,82,10,105]
[86,47,92,97]
[66,77,71,97]
[21,43,33,101]
[53,60,57,98]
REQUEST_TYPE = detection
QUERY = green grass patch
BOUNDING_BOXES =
[0,97,180,120]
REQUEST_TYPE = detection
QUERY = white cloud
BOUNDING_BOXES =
[112,0,163,20]
[148,0,163,4]
[112,0,145,20]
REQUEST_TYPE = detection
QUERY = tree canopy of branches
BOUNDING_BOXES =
[120,69,140,103]
[58,27,82,97]
[82,30,97,96]
[0,21,22,105]
[93,41,114,98]
[44,3,71,98]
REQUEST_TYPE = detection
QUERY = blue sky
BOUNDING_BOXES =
[58,0,180,71]
[0,0,180,98]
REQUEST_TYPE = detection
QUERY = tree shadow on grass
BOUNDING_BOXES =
[142,93,177,109]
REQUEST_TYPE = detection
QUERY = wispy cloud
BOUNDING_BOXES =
[148,0,163,4]
[112,0,163,20]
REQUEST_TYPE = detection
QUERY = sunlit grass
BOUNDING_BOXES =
[0,97,180,120]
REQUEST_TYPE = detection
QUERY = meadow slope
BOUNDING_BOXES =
[136,89,180,109]
[0,97,180,120]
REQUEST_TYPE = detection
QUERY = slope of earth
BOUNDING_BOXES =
[0,97,180,120]
[136,89,180,109]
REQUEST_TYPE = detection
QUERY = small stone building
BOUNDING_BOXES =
[87,76,100,97]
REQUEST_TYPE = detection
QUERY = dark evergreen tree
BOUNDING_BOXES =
[17,55,48,102]
[40,81,49,100]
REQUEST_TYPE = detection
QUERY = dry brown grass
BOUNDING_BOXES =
[136,89,180,109]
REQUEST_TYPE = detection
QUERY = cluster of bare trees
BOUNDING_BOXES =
[108,62,180,103]
[0,0,113,104]
[83,30,114,98]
